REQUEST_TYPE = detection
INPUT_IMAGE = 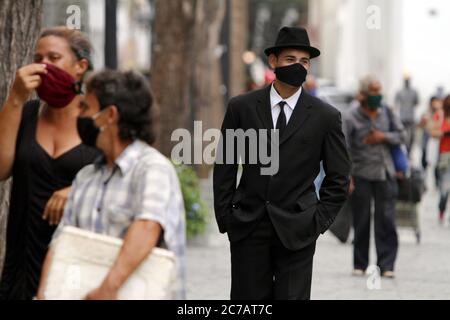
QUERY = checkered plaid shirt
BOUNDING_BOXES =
[52,140,186,298]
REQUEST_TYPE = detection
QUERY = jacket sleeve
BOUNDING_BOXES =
[341,110,354,150]
[317,111,352,234]
[213,99,239,234]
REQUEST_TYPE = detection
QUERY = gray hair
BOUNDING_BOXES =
[359,75,380,95]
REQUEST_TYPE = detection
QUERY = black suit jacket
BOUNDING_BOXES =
[213,86,351,251]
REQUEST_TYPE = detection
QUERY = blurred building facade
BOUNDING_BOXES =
[43,0,153,72]
[42,0,450,112]
[310,0,450,108]
[309,0,402,103]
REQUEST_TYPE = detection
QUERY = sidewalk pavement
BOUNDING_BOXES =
[186,170,450,300]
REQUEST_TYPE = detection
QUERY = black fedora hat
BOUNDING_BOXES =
[264,26,320,58]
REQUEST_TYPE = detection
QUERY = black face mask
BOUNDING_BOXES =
[77,117,100,148]
[274,63,307,87]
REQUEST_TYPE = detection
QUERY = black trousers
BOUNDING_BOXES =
[230,214,316,300]
[350,176,398,273]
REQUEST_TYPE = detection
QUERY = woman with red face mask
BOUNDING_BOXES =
[0,27,100,300]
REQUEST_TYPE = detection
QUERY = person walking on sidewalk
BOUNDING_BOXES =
[214,27,351,300]
[344,77,406,279]
[395,75,420,155]
[419,96,442,188]
[429,95,450,224]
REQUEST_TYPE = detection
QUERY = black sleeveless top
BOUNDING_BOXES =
[0,101,100,300]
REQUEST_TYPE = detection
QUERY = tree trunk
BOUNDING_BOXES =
[190,0,226,178]
[228,0,248,97]
[0,0,43,277]
[151,0,226,171]
[151,0,195,158]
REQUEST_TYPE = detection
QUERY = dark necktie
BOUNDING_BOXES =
[276,101,287,138]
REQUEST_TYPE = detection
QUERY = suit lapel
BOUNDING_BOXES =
[256,86,274,130]
[280,89,312,145]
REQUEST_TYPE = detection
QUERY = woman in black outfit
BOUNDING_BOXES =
[0,27,100,300]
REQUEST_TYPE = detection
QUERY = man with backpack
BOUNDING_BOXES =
[343,76,407,279]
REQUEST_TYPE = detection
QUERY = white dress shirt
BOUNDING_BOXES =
[270,84,302,128]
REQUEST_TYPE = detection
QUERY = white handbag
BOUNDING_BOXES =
[43,226,178,300]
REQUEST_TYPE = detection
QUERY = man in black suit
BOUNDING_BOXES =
[213,27,351,300]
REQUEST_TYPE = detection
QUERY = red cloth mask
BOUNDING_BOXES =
[37,63,81,109]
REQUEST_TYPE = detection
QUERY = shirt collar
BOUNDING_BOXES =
[270,83,302,110]
[93,154,107,169]
[94,140,147,175]
[357,105,383,121]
